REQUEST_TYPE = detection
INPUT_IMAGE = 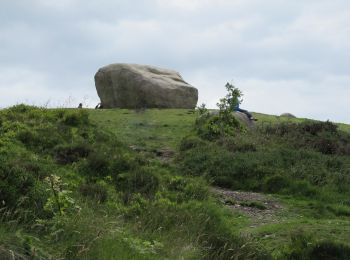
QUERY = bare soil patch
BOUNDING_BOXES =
[211,187,283,227]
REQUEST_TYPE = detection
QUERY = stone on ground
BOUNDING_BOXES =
[95,63,198,109]
[208,111,255,129]
[280,113,296,118]
[234,111,255,129]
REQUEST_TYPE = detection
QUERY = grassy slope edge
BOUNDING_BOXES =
[0,106,349,259]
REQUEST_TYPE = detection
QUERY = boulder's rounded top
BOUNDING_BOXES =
[98,63,179,76]
[96,63,193,90]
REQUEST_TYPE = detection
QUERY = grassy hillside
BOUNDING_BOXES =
[1,105,350,259]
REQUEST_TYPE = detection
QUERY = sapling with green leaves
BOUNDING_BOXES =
[217,82,243,114]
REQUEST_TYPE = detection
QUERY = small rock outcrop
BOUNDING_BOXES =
[94,63,198,109]
[280,113,296,118]
[208,111,255,129]
[234,111,255,129]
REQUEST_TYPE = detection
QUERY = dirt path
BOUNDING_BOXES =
[211,187,284,227]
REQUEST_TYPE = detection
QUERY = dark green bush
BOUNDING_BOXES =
[310,241,350,260]
[264,175,290,193]
[263,120,338,137]
[82,151,111,178]
[301,120,338,135]
[260,120,350,155]
[115,166,159,200]
[0,145,50,219]
[79,183,108,203]
[284,231,350,260]
[289,180,318,198]
[195,113,241,141]
[327,205,350,217]
[179,132,350,199]
[179,135,206,151]
[137,200,270,259]
[164,176,209,202]
[7,104,35,114]
[79,147,137,180]
[285,231,314,259]
[54,143,91,164]
[217,135,257,152]
[62,110,89,126]
[179,144,236,186]
[312,133,338,155]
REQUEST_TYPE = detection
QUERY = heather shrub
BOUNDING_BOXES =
[54,142,92,164]
[79,182,108,203]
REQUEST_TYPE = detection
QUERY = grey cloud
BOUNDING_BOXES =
[0,0,349,123]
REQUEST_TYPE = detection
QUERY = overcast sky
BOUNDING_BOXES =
[1,0,349,123]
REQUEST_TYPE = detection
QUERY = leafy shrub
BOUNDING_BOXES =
[43,175,80,216]
[194,83,243,141]
[195,113,241,141]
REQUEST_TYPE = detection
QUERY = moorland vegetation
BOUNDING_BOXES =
[1,85,350,259]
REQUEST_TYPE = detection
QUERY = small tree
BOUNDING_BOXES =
[217,82,243,113]
[195,82,243,140]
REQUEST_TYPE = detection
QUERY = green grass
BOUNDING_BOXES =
[253,112,350,133]
[89,109,196,151]
[89,109,350,153]
[90,108,350,259]
[1,105,350,259]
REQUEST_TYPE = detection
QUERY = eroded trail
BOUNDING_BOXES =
[211,187,284,227]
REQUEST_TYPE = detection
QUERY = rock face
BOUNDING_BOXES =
[94,63,198,109]
[234,112,255,129]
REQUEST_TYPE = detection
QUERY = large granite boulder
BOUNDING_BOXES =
[94,63,198,109]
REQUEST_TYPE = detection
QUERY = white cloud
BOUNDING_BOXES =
[0,67,48,106]
[0,0,349,123]
[32,0,79,10]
